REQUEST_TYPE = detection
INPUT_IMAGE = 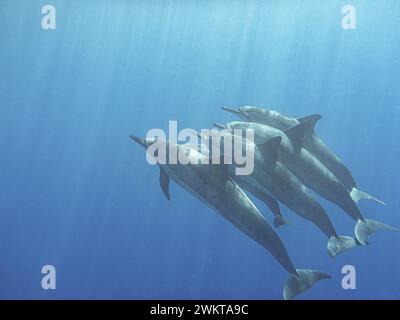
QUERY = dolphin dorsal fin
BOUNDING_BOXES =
[159,168,170,200]
[283,122,312,148]
[256,136,282,164]
[297,114,322,131]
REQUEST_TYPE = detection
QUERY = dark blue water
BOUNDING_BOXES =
[0,0,399,299]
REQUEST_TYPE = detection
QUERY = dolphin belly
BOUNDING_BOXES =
[163,163,298,275]
[221,180,297,275]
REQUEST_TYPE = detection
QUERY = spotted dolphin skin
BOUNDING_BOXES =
[130,135,330,300]
[222,106,385,205]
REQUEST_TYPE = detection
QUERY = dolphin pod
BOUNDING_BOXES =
[130,135,330,299]
[221,107,397,245]
[129,106,397,299]
[197,129,358,257]
[222,106,385,205]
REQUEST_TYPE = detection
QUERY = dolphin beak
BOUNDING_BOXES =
[129,135,146,148]
[213,123,227,130]
[191,129,202,138]
[222,106,241,116]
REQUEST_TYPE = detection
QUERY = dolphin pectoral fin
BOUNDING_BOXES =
[256,136,282,164]
[284,269,331,300]
[232,176,288,227]
[261,193,280,216]
[274,215,290,228]
[283,122,313,149]
[297,114,322,130]
[350,187,386,206]
[355,219,398,246]
[260,194,289,228]
[159,169,171,200]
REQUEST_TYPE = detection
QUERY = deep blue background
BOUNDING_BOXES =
[0,0,399,299]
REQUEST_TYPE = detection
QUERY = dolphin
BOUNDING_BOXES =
[190,130,288,228]
[130,135,331,300]
[222,106,385,205]
[199,128,358,257]
[234,176,289,228]
[215,121,398,245]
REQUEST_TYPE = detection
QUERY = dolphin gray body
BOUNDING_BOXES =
[233,176,289,228]
[199,130,358,257]
[185,139,288,228]
[216,121,398,245]
[130,135,330,299]
[222,106,385,205]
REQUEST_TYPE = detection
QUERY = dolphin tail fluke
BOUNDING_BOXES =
[354,219,398,246]
[273,215,289,228]
[283,269,331,300]
[327,235,358,258]
[350,188,386,206]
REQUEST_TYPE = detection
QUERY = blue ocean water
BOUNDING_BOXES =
[0,0,399,299]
